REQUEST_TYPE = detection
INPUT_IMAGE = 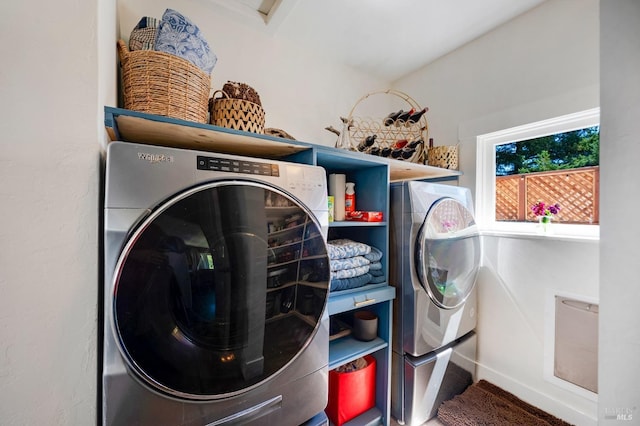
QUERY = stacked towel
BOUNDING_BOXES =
[327,239,384,291]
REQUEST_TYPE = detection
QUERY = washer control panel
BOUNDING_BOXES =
[197,155,279,176]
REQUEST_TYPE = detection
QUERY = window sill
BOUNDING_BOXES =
[479,228,599,243]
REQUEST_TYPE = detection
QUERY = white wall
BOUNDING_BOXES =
[0,0,115,423]
[394,0,600,424]
[117,0,388,148]
[599,1,640,423]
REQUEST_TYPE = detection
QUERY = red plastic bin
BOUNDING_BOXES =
[325,355,376,425]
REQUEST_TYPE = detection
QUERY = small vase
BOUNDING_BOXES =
[537,215,553,234]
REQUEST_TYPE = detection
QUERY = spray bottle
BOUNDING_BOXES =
[345,182,356,214]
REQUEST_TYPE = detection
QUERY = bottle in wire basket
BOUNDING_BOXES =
[395,108,415,126]
[368,146,381,156]
[408,139,423,149]
[383,109,404,126]
[357,135,377,152]
[406,107,428,126]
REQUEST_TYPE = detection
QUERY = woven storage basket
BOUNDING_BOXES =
[427,145,459,170]
[209,90,265,134]
[117,40,211,123]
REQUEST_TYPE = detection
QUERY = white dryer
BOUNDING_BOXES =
[102,141,331,426]
[389,181,480,425]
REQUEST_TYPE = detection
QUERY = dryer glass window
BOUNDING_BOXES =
[415,198,480,309]
[113,182,329,399]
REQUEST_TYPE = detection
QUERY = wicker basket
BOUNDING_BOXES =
[117,40,211,123]
[427,145,459,170]
[209,90,265,134]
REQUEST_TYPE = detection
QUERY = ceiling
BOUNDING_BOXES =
[209,0,546,81]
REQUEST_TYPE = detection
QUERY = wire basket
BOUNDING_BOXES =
[339,89,429,163]
[117,40,211,123]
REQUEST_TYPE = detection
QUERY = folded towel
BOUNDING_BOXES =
[368,261,382,271]
[364,246,383,262]
[368,274,386,284]
[327,239,371,260]
[155,9,217,74]
[330,265,370,280]
[330,273,372,291]
[370,270,384,277]
[330,256,370,271]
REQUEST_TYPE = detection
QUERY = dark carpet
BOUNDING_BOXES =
[437,380,573,426]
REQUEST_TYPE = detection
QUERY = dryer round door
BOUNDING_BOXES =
[415,197,480,309]
[111,181,330,400]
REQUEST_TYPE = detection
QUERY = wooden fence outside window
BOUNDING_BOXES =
[495,166,599,224]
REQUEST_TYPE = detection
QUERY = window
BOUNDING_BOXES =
[476,108,600,239]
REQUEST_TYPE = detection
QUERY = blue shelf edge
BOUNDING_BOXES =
[343,407,383,426]
[328,336,388,370]
[328,221,387,228]
[328,285,395,316]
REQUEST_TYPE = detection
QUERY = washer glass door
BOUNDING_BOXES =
[415,197,480,309]
[112,182,329,399]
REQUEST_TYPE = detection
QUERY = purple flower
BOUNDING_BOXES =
[548,204,560,215]
[531,201,561,217]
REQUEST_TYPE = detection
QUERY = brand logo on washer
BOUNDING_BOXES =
[137,152,174,164]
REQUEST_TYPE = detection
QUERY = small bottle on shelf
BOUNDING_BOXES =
[345,182,356,214]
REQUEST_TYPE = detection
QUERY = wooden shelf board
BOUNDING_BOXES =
[104,107,461,181]
[387,160,461,182]
[106,107,312,159]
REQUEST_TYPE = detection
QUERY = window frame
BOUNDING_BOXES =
[475,108,600,240]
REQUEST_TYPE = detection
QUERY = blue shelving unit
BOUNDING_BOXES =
[104,106,460,426]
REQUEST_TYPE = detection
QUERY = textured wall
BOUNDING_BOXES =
[394,0,600,424]
[0,0,109,424]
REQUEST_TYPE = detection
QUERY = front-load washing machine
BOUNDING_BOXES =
[389,181,481,425]
[102,141,331,426]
